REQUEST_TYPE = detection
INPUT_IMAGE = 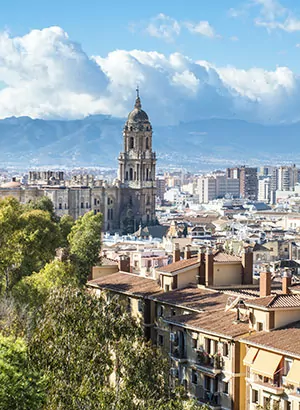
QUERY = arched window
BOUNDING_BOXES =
[86,202,89,208]
[146,137,149,150]
[59,203,62,210]
[129,137,134,149]
[129,168,133,181]
[125,171,128,181]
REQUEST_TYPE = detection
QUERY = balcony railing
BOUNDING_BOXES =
[195,386,221,406]
[196,351,223,370]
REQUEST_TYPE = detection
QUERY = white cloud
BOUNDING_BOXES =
[1,26,300,125]
[253,0,300,32]
[230,36,239,41]
[144,13,180,42]
[185,21,219,38]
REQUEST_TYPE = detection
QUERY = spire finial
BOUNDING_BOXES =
[134,85,141,109]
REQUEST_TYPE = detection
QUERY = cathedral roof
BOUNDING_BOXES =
[127,91,149,124]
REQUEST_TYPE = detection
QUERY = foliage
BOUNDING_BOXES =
[58,214,74,247]
[0,197,59,296]
[13,260,79,310]
[26,196,57,221]
[0,335,45,410]
[68,211,102,284]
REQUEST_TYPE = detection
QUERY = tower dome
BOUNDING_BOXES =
[127,88,149,124]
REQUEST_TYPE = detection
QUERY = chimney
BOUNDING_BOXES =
[260,265,271,297]
[242,247,253,285]
[205,247,214,287]
[197,247,206,285]
[118,255,130,272]
[282,269,292,294]
[184,245,192,260]
[173,243,180,263]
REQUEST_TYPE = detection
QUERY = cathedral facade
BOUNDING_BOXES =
[0,94,157,234]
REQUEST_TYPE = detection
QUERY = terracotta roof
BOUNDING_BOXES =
[88,272,162,297]
[149,286,230,313]
[213,251,241,263]
[1,181,21,188]
[245,294,300,309]
[166,310,249,338]
[101,257,118,266]
[157,257,199,274]
[240,321,300,358]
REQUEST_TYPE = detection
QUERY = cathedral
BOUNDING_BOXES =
[0,92,157,234]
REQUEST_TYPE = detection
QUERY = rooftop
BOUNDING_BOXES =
[165,310,249,338]
[245,294,300,309]
[241,320,300,358]
[88,271,162,297]
[149,286,230,313]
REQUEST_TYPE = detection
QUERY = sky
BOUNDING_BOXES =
[1,0,300,124]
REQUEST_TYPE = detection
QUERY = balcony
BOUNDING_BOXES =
[195,351,223,375]
[248,374,284,395]
[195,386,221,409]
[170,347,188,364]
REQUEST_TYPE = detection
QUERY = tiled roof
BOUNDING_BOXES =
[101,257,118,266]
[166,310,249,338]
[157,257,199,273]
[245,294,300,309]
[149,286,230,313]
[240,321,300,358]
[213,251,241,263]
[88,272,162,297]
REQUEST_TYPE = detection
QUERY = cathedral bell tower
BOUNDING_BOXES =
[118,89,156,228]
[118,88,156,189]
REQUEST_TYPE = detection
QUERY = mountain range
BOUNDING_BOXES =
[0,115,299,170]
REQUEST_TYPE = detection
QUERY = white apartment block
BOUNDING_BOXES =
[198,175,240,204]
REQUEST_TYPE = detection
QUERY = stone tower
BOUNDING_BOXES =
[118,89,156,230]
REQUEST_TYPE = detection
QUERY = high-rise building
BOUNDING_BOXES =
[227,166,258,200]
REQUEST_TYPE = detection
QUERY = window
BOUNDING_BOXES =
[223,382,229,395]
[257,322,263,331]
[191,370,198,385]
[146,137,149,149]
[158,334,164,346]
[65,203,67,209]
[94,198,97,205]
[251,389,258,404]
[129,168,133,181]
[138,300,143,313]
[223,342,229,357]
[157,305,164,317]
[86,202,89,208]
[129,137,134,149]
[58,203,62,209]
[192,338,197,349]
[127,298,131,312]
[164,284,170,292]
[171,308,176,316]
[81,202,84,209]
[284,358,293,376]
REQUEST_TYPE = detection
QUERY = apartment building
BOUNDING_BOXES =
[87,247,300,409]
[227,166,258,200]
[198,175,240,204]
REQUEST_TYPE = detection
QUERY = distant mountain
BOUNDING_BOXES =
[0,115,300,170]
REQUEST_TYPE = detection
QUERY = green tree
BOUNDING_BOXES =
[26,197,57,221]
[58,214,74,248]
[0,198,59,296]
[29,287,204,410]
[13,259,79,310]
[68,211,102,284]
[0,335,45,410]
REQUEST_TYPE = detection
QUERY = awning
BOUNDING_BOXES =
[286,360,300,387]
[243,347,258,366]
[251,350,282,379]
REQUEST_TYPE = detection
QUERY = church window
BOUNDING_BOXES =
[125,171,128,181]
[130,126,133,131]
[65,203,67,209]
[97,200,100,205]
[81,202,84,209]
[94,198,97,206]
[129,168,133,181]
[129,137,134,149]
[146,137,149,149]
[86,202,89,208]
[59,203,62,210]
[94,210,97,215]
[146,168,149,181]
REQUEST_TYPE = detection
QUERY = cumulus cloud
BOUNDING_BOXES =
[145,13,180,42]
[185,21,219,38]
[0,26,300,125]
[252,0,300,32]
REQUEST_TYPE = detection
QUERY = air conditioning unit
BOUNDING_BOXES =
[170,367,178,378]
[170,332,178,343]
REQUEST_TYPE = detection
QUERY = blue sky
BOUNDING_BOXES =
[1,0,300,71]
[0,0,300,123]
